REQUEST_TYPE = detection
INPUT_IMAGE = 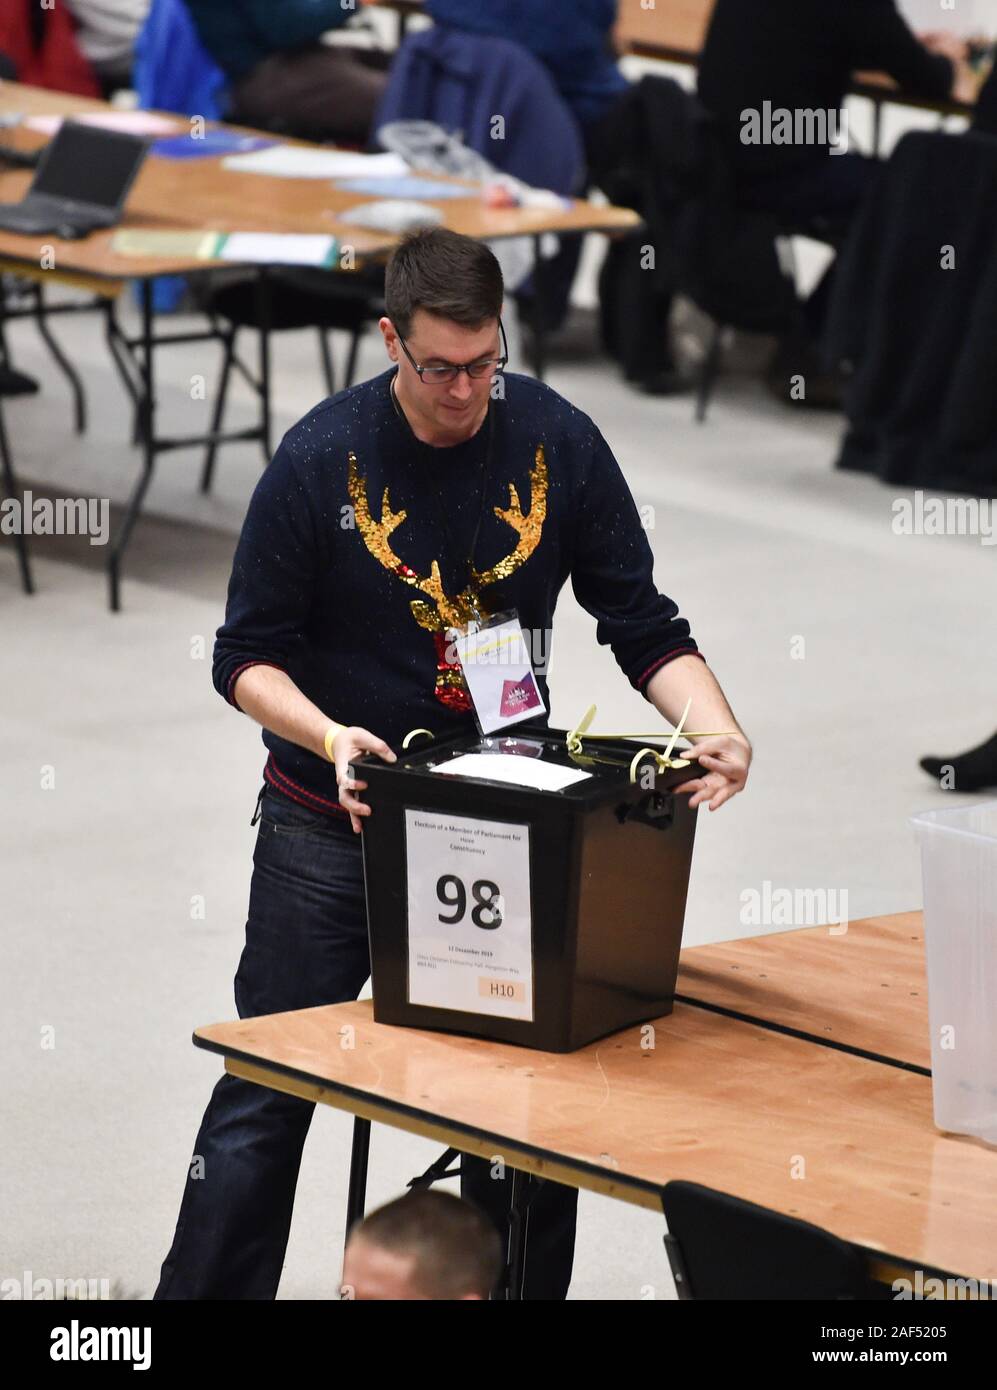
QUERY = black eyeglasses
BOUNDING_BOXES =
[396,318,508,384]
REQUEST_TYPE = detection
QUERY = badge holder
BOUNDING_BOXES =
[447,608,545,736]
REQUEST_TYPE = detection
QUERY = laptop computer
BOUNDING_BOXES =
[0,120,148,237]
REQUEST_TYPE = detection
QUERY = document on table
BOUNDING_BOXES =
[26,111,182,137]
[111,229,224,260]
[433,753,591,791]
[111,230,338,267]
[216,233,338,267]
[333,176,475,200]
[221,146,408,179]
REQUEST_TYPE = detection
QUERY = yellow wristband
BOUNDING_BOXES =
[324,722,346,762]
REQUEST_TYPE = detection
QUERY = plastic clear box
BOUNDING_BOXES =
[911,801,997,1146]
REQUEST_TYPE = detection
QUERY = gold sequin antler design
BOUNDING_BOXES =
[348,453,470,631]
[471,445,548,589]
[347,448,549,711]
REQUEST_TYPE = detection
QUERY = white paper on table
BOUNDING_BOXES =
[26,112,182,137]
[221,146,408,179]
[217,233,336,267]
[434,753,591,792]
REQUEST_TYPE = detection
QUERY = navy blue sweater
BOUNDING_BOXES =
[213,369,701,820]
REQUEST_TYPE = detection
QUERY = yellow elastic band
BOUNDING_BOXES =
[324,722,346,762]
[628,697,693,782]
[402,728,435,750]
[565,701,737,777]
[629,747,691,782]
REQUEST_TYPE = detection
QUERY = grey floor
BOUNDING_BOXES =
[2,230,994,1301]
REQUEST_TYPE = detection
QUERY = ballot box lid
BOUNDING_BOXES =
[353,724,696,812]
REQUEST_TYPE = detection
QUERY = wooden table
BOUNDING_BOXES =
[677,910,931,1072]
[0,82,638,608]
[193,911,997,1294]
[0,83,637,281]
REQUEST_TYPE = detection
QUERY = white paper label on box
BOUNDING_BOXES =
[405,808,533,1021]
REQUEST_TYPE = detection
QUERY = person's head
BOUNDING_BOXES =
[380,228,506,444]
[341,1190,502,1300]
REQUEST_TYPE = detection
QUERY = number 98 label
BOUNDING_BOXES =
[405,810,534,1020]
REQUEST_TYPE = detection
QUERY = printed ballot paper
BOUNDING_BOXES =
[405,809,534,1020]
[434,753,590,792]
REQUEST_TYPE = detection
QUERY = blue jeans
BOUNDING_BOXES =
[154,786,577,1299]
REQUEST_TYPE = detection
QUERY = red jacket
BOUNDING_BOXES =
[0,0,100,97]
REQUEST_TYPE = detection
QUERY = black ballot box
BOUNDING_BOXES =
[352,725,699,1053]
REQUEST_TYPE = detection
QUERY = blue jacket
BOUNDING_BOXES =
[425,0,626,129]
[134,0,226,119]
[375,27,585,196]
[184,0,351,81]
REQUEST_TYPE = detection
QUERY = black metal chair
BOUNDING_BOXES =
[196,266,385,494]
[694,212,849,423]
[661,1180,875,1299]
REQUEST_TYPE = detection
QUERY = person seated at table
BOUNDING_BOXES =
[421,1,686,388]
[341,1192,503,1300]
[184,0,390,146]
[422,0,627,342]
[0,0,99,97]
[697,0,977,404]
[64,0,150,94]
[425,0,627,141]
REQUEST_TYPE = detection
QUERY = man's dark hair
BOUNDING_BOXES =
[353,1189,503,1299]
[384,228,504,338]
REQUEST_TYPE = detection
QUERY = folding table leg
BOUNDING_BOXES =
[31,283,87,435]
[871,95,884,157]
[255,268,273,463]
[108,279,156,611]
[503,1169,533,1301]
[0,397,33,594]
[344,327,363,389]
[318,328,335,397]
[406,1147,462,1191]
[345,1115,371,1237]
[528,233,549,381]
[103,298,143,441]
[200,326,238,494]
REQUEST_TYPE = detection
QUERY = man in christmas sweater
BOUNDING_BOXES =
[155,228,751,1300]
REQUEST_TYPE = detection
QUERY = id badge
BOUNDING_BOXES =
[448,609,545,735]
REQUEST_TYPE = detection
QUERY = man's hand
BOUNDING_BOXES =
[332,727,396,833]
[673,734,752,812]
[644,655,751,812]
